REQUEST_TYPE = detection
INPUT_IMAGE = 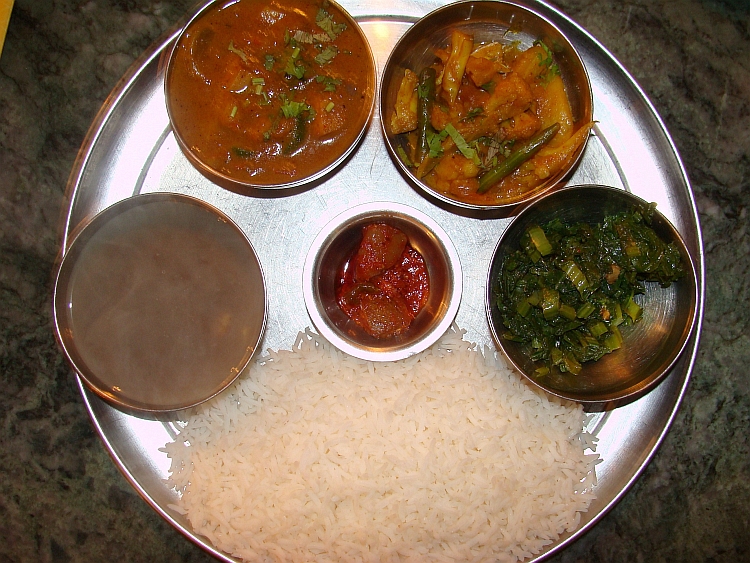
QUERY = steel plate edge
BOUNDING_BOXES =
[60,21,242,562]
[526,1,706,559]
[77,379,237,562]
[59,26,181,251]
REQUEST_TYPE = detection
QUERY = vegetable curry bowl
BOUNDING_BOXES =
[380,0,593,211]
[165,0,376,190]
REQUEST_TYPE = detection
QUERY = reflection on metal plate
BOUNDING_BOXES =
[65,0,704,561]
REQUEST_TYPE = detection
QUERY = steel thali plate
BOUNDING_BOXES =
[61,0,705,560]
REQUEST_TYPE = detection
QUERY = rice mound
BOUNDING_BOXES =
[163,325,599,563]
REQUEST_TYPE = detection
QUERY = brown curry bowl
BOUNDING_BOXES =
[380,0,593,213]
[165,0,376,192]
[486,185,699,404]
[303,202,463,361]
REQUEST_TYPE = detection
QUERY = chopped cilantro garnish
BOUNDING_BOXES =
[534,40,561,84]
[426,129,447,159]
[316,8,346,40]
[292,30,314,43]
[290,29,330,44]
[285,61,305,79]
[284,47,306,79]
[314,45,338,65]
[264,55,275,71]
[444,123,481,165]
[316,75,341,92]
[280,97,312,119]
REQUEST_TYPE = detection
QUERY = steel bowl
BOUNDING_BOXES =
[53,193,267,413]
[380,0,593,212]
[486,185,699,404]
[303,202,462,361]
[164,0,376,193]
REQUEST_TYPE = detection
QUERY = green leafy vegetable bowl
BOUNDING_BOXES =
[486,185,699,404]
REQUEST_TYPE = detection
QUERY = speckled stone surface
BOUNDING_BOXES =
[0,0,748,561]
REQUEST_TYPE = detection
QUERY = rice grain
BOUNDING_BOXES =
[163,326,598,563]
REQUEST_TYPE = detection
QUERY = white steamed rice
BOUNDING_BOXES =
[163,325,599,563]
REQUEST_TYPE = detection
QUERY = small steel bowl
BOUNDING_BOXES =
[380,0,593,212]
[164,0,376,192]
[53,193,267,413]
[303,202,462,361]
[486,185,699,404]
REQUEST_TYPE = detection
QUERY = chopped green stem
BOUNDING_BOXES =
[540,288,560,320]
[516,299,531,317]
[560,352,582,375]
[562,260,589,293]
[604,325,623,351]
[415,67,436,165]
[477,122,560,194]
[527,290,541,306]
[527,225,552,256]
[624,296,642,321]
[283,115,306,154]
[589,321,608,338]
[559,303,577,320]
[577,302,595,318]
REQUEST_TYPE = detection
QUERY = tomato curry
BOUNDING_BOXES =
[337,223,430,339]
[167,0,374,185]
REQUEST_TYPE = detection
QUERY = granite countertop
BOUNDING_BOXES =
[1,0,748,560]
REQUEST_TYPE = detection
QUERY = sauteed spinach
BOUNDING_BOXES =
[493,205,685,375]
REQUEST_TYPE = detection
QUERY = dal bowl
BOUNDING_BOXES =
[486,185,699,404]
[53,193,267,413]
[303,202,462,361]
[165,0,376,192]
[380,0,593,212]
